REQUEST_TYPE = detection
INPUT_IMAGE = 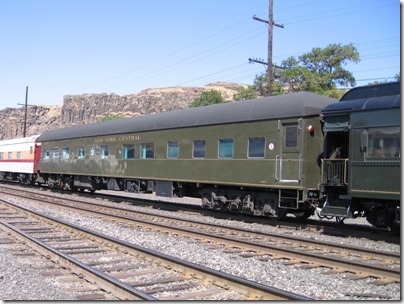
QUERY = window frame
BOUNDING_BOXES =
[167,141,179,159]
[62,148,70,160]
[248,137,266,158]
[193,140,206,159]
[100,145,109,159]
[140,142,155,159]
[51,148,59,160]
[89,145,95,157]
[218,138,234,159]
[78,147,85,159]
[366,126,400,160]
[43,149,50,160]
[285,125,298,148]
[122,143,135,159]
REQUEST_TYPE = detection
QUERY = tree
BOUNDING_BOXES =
[252,72,284,97]
[101,113,124,122]
[252,43,360,98]
[283,43,360,93]
[368,73,400,85]
[394,73,400,82]
[189,90,225,107]
[233,86,257,101]
[253,73,268,97]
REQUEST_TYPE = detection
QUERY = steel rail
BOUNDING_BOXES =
[1,187,398,261]
[2,190,400,284]
[0,183,395,240]
[0,198,310,301]
[0,219,156,300]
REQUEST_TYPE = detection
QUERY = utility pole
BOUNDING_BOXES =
[17,86,33,138]
[252,0,284,96]
[267,0,274,97]
[23,86,28,137]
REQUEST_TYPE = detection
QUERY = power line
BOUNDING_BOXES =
[27,2,398,104]
[278,2,395,25]
[103,29,266,92]
[70,17,255,94]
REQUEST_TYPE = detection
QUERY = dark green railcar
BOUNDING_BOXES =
[319,82,400,230]
[37,92,336,219]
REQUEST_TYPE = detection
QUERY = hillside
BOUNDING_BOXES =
[0,82,246,140]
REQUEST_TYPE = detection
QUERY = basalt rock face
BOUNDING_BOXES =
[61,82,245,126]
[0,82,246,139]
[0,106,61,140]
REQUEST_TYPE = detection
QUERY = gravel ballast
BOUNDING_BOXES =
[0,187,400,300]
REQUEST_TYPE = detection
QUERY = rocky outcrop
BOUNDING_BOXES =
[0,106,61,140]
[0,82,246,139]
[61,82,245,126]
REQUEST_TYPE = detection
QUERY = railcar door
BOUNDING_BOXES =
[276,120,302,183]
[34,143,41,173]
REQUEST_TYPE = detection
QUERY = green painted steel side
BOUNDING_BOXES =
[348,107,400,201]
[39,116,324,192]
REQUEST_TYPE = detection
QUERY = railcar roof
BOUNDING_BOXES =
[339,81,400,101]
[0,134,40,145]
[37,92,336,142]
[322,94,400,115]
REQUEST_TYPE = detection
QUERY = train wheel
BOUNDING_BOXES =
[293,209,314,220]
[261,193,287,220]
[263,203,287,220]
[201,193,213,209]
[273,208,287,220]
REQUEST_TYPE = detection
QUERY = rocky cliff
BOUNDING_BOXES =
[0,106,61,140]
[0,82,246,140]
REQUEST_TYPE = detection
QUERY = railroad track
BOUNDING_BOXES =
[0,197,309,301]
[1,187,400,287]
[0,181,396,241]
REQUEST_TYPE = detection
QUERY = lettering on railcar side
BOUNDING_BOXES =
[94,135,141,143]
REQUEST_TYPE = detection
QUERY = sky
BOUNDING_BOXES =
[0,0,400,110]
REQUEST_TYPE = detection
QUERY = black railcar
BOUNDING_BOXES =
[318,82,400,230]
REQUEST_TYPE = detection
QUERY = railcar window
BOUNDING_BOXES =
[62,148,70,160]
[52,148,59,160]
[123,144,135,159]
[141,143,154,159]
[285,126,298,148]
[78,147,85,159]
[0,152,3,159]
[89,145,95,157]
[30,146,33,154]
[17,152,21,159]
[167,141,179,159]
[248,137,266,158]
[100,145,109,159]
[43,150,50,160]
[367,127,400,159]
[8,152,12,159]
[219,139,234,159]
[193,140,206,158]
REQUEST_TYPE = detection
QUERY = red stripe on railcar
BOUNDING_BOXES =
[0,159,35,163]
